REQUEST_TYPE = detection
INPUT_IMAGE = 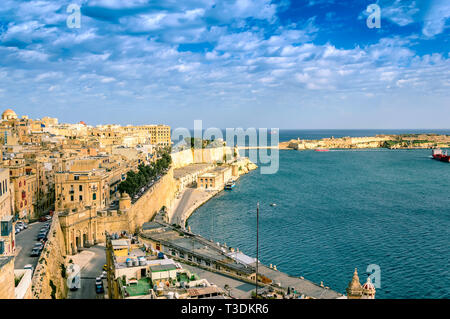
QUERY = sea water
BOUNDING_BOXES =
[187,129,450,298]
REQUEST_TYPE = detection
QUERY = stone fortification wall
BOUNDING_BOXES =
[171,147,233,169]
[31,216,67,299]
[126,168,179,232]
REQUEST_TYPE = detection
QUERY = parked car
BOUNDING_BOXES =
[24,264,34,273]
[39,216,47,222]
[17,222,28,229]
[103,264,108,271]
[39,231,48,237]
[33,242,44,251]
[101,271,107,279]
[15,227,20,234]
[37,233,46,240]
[95,277,102,285]
[30,248,40,257]
[95,283,104,294]
[45,215,52,221]
[16,223,24,231]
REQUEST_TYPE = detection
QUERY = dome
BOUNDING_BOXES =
[362,276,375,292]
[2,109,17,120]
[361,276,376,299]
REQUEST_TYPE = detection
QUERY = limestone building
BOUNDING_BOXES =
[197,166,232,190]
[1,109,18,121]
[0,168,15,256]
[1,158,36,220]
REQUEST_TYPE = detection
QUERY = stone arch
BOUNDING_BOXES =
[75,230,81,250]
[82,227,88,247]
[70,229,75,254]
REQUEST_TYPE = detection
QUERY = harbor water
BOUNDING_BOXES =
[187,130,450,299]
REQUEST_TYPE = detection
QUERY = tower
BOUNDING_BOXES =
[119,192,131,211]
[346,268,363,299]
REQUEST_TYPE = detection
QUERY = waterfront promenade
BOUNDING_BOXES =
[255,264,343,299]
[169,187,220,228]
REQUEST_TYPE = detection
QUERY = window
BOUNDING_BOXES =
[79,195,83,201]
[70,195,74,201]
[93,193,96,200]
[79,185,82,191]
[74,176,79,180]
[1,220,12,236]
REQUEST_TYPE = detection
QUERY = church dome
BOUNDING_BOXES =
[361,276,376,299]
[2,109,17,120]
[362,276,375,292]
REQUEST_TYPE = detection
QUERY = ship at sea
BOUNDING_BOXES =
[315,148,330,152]
[431,149,450,162]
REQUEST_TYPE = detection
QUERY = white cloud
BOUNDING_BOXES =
[422,0,450,37]
[382,0,419,26]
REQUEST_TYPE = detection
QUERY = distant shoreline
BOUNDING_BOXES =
[273,133,450,150]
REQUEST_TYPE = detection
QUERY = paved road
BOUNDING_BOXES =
[170,188,195,226]
[15,221,49,270]
[67,245,106,299]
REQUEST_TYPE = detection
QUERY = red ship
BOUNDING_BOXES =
[315,148,330,152]
[432,149,450,163]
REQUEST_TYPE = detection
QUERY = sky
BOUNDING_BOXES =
[0,0,449,129]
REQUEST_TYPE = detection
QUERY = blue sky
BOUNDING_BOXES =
[0,0,449,129]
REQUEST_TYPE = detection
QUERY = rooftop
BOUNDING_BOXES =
[141,226,254,275]
[111,239,129,248]
[254,264,343,299]
[187,286,224,297]
[124,278,152,297]
[150,264,178,273]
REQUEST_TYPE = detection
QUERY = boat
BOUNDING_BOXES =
[270,203,276,207]
[431,149,450,163]
[224,181,236,190]
[315,148,330,152]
